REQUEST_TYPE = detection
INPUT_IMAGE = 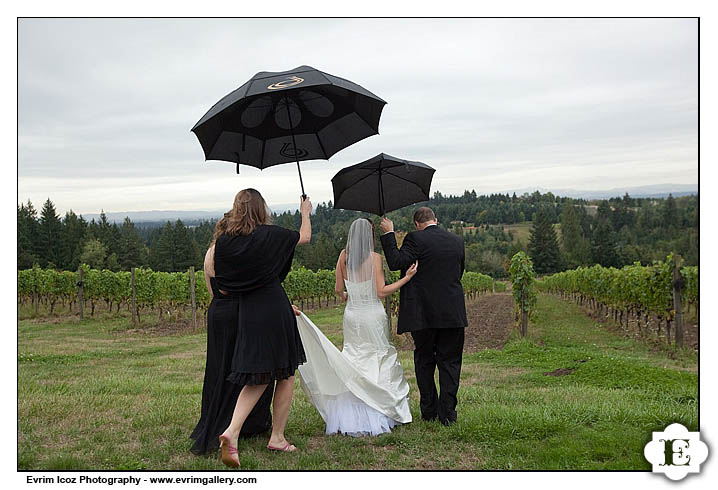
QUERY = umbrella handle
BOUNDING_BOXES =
[297,161,306,200]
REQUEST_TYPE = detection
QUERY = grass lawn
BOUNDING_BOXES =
[498,221,561,245]
[17,294,697,470]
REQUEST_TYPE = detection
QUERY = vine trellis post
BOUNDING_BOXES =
[672,255,684,348]
[77,267,84,320]
[130,267,137,325]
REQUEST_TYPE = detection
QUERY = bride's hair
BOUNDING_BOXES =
[346,218,374,259]
[213,188,272,242]
[346,218,375,283]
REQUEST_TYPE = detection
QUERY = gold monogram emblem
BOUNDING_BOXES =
[267,76,305,90]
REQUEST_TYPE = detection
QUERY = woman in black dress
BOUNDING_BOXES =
[209,189,311,468]
[188,217,278,455]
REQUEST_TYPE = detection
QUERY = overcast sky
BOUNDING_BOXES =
[18,18,697,215]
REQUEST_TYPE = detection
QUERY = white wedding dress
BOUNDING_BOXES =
[296,277,412,436]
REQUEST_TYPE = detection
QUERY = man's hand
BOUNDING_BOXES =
[380,217,394,234]
[291,305,302,316]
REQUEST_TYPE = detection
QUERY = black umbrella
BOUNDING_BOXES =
[191,65,387,197]
[331,153,435,216]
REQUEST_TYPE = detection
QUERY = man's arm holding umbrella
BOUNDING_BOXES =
[379,217,420,271]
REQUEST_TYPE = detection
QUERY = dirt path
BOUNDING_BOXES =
[394,293,516,353]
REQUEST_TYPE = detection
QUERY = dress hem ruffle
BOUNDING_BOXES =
[324,391,405,437]
[227,360,306,386]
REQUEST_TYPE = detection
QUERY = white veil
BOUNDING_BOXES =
[345,219,377,297]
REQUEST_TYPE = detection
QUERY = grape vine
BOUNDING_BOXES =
[537,254,698,343]
[19,265,504,320]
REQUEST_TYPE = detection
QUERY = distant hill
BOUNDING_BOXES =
[504,183,697,200]
[80,184,697,223]
[82,203,299,223]
[80,210,224,223]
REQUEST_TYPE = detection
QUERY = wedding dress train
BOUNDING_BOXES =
[296,279,412,436]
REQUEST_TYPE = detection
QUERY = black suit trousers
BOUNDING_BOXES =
[410,327,464,423]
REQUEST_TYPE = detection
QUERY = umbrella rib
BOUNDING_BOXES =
[353,105,376,136]
[382,168,430,189]
[316,134,329,160]
[337,168,380,191]
[317,70,333,86]
[260,139,266,169]
[200,124,225,160]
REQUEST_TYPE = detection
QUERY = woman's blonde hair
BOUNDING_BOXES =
[213,188,272,242]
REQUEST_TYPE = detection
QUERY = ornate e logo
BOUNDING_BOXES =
[644,423,708,481]
[267,76,304,90]
[660,439,691,467]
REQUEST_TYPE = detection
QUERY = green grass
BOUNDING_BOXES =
[497,221,561,244]
[17,294,697,470]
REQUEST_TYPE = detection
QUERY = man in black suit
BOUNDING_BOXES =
[380,207,467,425]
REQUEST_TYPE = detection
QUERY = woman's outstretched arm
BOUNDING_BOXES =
[297,197,313,245]
[373,254,418,299]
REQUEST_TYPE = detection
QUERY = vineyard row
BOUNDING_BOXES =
[537,254,698,347]
[17,265,504,321]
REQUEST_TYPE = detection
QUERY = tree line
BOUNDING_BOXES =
[17,191,697,278]
[17,199,213,273]
[526,193,697,274]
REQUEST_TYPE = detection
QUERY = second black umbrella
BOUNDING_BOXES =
[331,153,435,216]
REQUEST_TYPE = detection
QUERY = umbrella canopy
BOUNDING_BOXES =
[191,65,387,195]
[332,153,435,216]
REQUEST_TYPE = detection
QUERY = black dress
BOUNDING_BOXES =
[214,224,306,386]
[189,277,275,455]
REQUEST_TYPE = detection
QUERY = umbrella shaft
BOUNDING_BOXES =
[285,93,306,199]
[297,161,306,199]
[378,169,385,216]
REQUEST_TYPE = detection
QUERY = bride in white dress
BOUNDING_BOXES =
[296,218,417,436]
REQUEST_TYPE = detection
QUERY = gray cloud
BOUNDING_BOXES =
[18,18,697,214]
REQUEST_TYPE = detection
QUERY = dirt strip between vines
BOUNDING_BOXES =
[394,292,516,353]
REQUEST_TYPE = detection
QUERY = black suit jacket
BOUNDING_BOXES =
[380,225,467,334]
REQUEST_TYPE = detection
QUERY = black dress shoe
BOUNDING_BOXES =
[421,415,438,422]
[440,418,456,426]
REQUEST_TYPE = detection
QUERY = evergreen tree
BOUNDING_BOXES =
[18,202,40,269]
[61,210,87,270]
[596,200,613,228]
[591,220,620,267]
[559,202,590,268]
[95,211,122,255]
[662,193,678,229]
[611,198,635,230]
[38,198,63,268]
[622,192,635,208]
[118,217,146,270]
[527,208,561,274]
[192,221,215,256]
[172,220,199,271]
[149,222,175,271]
